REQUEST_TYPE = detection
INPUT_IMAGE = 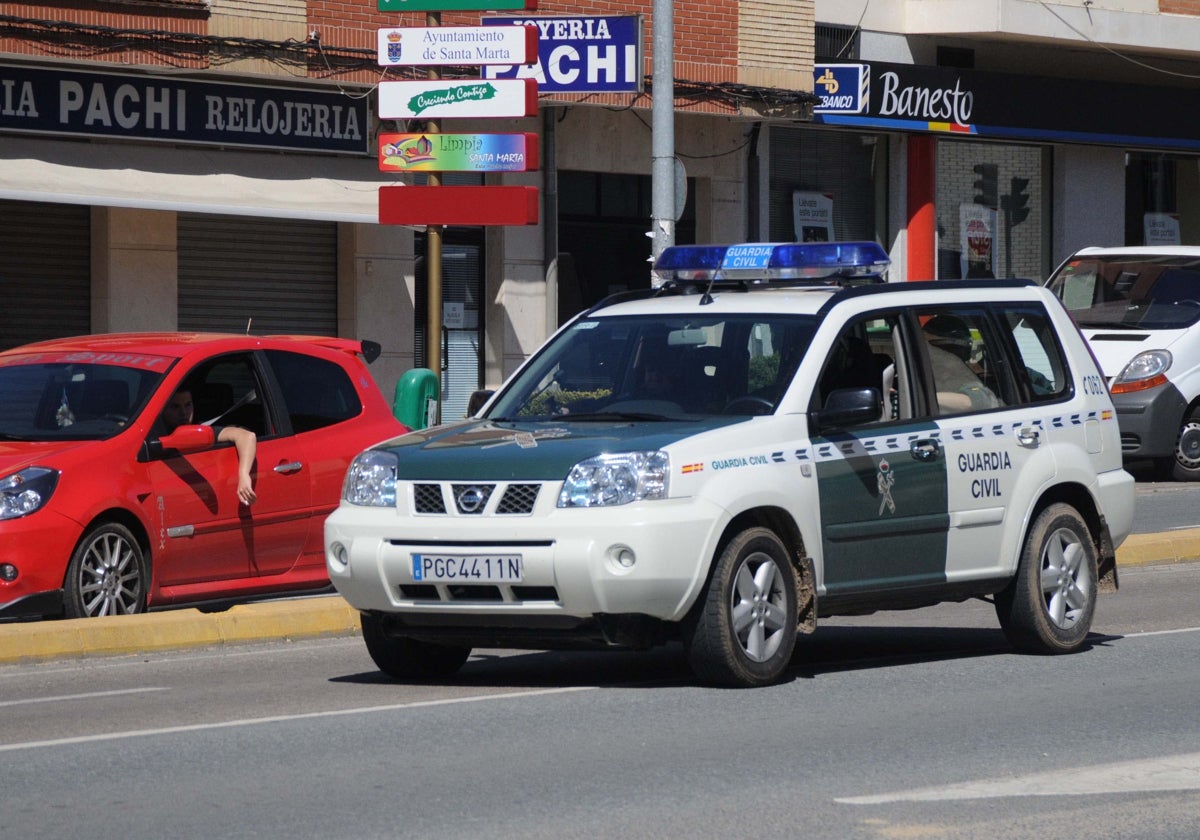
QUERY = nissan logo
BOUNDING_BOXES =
[457,486,487,513]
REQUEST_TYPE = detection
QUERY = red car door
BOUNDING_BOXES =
[146,353,313,589]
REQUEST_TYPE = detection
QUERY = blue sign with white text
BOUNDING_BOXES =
[482,15,642,94]
[813,64,868,115]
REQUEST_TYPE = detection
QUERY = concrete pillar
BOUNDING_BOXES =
[338,222,417,399]
[91,207,177,333]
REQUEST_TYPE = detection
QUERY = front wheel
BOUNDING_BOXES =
[63,522,147,618]
[1167,408,1200,481]
[361,612,471,680]
[685,527,798,687]
[995,503,1097,654]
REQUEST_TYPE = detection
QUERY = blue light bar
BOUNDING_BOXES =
[652,241,890,286]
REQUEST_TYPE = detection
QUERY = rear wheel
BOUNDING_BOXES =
[63,522,147,618]
[360,612,471,679]
[685,527,797,687]
[995,503,1097,654]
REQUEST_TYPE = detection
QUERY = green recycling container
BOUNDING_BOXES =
[393,368,439,430]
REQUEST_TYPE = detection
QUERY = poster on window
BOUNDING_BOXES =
[792,191,835,242]
[1144,212,1181,246]
[959,203,998,279]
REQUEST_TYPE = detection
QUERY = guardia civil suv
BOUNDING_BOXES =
[326,242,1135,687]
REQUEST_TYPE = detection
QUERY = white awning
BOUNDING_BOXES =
[0,136,400,224]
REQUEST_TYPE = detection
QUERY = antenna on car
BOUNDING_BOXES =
[246,318,252,335]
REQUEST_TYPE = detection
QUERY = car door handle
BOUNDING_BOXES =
[273,461,304,474]
[910,438,941,462]
[1016,427,1040,447]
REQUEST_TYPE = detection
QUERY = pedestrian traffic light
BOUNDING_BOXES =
[973,163,998,208]
[1005,177,1031,226]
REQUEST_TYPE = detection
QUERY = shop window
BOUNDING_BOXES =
[935,140,1047,281]
[1125,152,1199,245]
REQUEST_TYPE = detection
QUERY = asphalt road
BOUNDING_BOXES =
[2,562,1199,840]
[1133,476,1200,534]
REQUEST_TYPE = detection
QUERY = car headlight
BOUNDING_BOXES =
[0,467,60,520]
[558,451,669,508]
[342,450,398,507]
[1111,350,1172,394]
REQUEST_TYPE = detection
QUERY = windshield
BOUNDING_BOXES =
[0,357,167,441]
[488,313,818,421]
[1047,254,1200,330]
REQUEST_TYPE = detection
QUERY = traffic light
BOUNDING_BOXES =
[1004,177,1031,226]
[972,163,998,208]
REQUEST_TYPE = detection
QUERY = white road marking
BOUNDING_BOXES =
[838,752,1200,804]
[0,685,596,753]
[0,687,168,708]
[1122,626,1200,638]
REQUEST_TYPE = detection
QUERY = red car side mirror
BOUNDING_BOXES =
[158,424,216,453]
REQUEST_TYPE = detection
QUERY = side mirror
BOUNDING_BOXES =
[812,387,882,430]
[158,424,217,453]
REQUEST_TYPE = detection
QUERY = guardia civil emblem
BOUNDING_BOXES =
[876,458,896,515]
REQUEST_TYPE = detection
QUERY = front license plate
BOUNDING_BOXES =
[411,554,523,583]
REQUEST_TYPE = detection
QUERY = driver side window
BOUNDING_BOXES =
[814,314,906,425]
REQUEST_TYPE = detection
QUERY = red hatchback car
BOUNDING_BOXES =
[0,333,409,620]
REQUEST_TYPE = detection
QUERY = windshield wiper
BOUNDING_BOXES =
[559,411,683,422]
[1076,320,1144,330]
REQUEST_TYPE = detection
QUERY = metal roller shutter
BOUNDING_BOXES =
[0,200,90,350]
[768,127,880,243]
[177,214,337,335]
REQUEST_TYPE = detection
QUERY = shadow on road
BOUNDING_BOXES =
[331,623,1113,690]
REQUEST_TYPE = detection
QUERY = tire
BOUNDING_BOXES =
[685,527,798,687]
[995,503,1097,654]
[1168,408,1200,481]
[63,522,148,618]
[360,612,471,680]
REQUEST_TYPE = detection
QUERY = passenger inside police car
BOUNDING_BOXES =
[921,315,1002,412]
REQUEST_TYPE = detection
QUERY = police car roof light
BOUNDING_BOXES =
[652,241,890,287]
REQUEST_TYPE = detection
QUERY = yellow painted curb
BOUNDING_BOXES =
[1117,527,1200,567]
[3,531,1198,666]
[0,595,360,665]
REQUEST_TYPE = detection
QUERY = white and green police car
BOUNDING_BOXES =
[326,242,1135,687]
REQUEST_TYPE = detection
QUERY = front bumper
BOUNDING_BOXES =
[0,509,82,620]
[324,494,726,633]
[1112,380,1188,459]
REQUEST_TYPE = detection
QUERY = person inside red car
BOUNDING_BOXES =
[162,383,258,506]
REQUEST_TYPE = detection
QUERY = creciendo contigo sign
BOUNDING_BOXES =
[0,64,369,154]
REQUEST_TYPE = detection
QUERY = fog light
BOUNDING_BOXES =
[329,543,348,567]
[0,563,17,582]
[607,545,636,573]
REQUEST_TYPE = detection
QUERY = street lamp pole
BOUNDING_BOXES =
[650,0,675,264]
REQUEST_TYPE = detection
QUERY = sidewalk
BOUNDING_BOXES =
[3,529,1199,666]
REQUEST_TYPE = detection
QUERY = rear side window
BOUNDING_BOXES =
[267,350,362,433]
[911,306,1008,416]
[997,306,1070,403]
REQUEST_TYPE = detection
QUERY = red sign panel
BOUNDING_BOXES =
[379,185,539,226]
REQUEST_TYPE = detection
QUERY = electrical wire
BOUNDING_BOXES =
[0,13,819,112]
[1038,1,1200,80]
